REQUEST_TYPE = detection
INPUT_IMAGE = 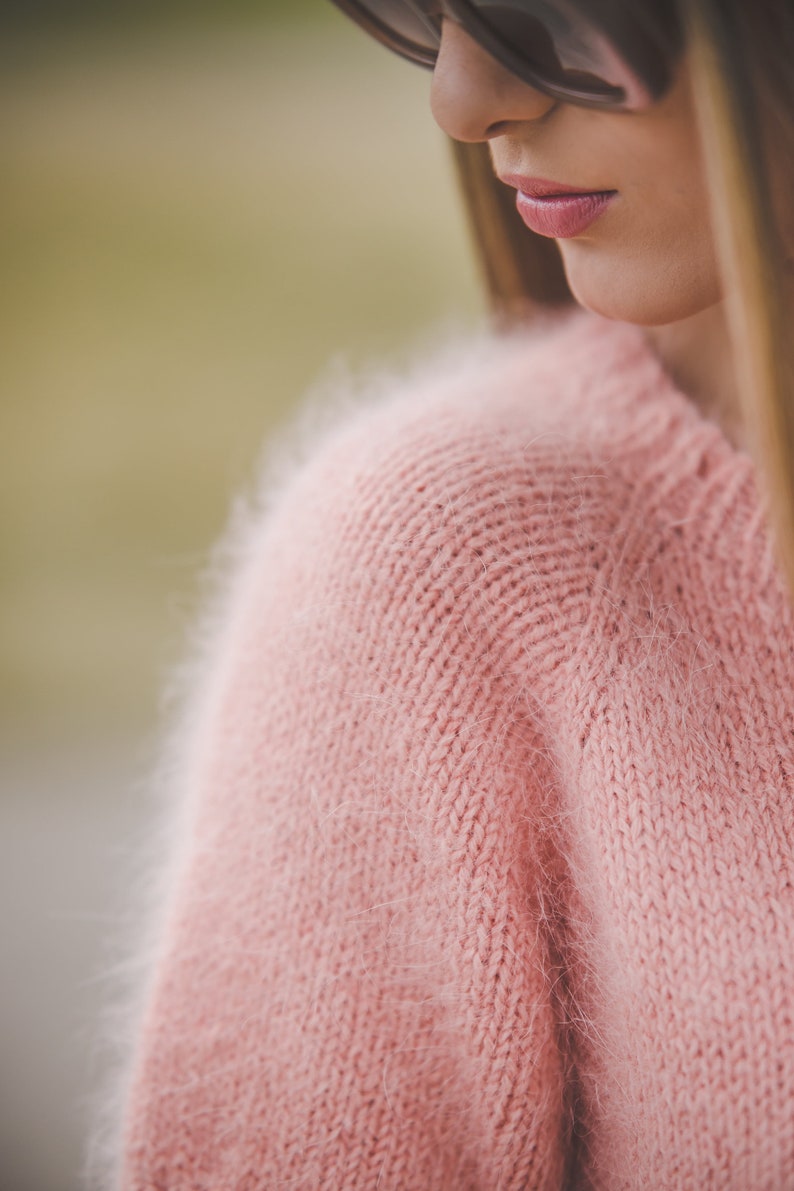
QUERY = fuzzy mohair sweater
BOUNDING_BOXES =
[120,312,794,1189]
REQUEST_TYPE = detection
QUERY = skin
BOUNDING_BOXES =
[429,21,743,442]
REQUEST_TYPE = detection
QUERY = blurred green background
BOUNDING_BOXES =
[1,5,479,1190]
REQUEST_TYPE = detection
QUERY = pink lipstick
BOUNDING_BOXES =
[500,175,617,239]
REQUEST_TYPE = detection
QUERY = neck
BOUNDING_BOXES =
[644,302,744,448]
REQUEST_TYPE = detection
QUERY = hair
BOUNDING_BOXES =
[451,0,794,586]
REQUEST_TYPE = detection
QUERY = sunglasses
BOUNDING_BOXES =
[328,0,683,111]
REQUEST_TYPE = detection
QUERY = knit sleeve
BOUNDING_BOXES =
[119,399,570,1190]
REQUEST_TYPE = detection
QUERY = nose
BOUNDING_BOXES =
[430,19,558,142]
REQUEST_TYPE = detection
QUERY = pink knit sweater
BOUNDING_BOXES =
[120,312,794,1189]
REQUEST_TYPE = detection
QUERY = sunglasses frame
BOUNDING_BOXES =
[328,0,672,111]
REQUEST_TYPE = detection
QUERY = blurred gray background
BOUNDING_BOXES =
[0,3,480,1188]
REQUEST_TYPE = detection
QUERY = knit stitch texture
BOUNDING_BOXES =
[120,312,794,1189]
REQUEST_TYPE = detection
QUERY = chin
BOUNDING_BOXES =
[557,243,721,328]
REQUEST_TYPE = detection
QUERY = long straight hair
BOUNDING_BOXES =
[451,0,794,585]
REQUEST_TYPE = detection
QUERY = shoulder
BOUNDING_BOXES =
[210,312,674,686]
[257,310,654,556]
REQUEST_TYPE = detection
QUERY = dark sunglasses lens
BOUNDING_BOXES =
[474,1,625,97]
[334,0,663,107]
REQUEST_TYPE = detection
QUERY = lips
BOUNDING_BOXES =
[500,174,617,240]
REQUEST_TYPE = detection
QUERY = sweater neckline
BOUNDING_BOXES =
[572,310,750,460]
[566,311,784,606]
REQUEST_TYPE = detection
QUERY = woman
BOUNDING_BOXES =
[115,1,794,1187]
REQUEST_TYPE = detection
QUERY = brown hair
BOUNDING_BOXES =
[449,139,573,317]
[451,0,794,583]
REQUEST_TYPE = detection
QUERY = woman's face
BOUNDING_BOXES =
[430,21,721,327]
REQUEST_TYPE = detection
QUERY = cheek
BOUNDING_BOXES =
[557,162,722,326]
[550,60,725,327]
